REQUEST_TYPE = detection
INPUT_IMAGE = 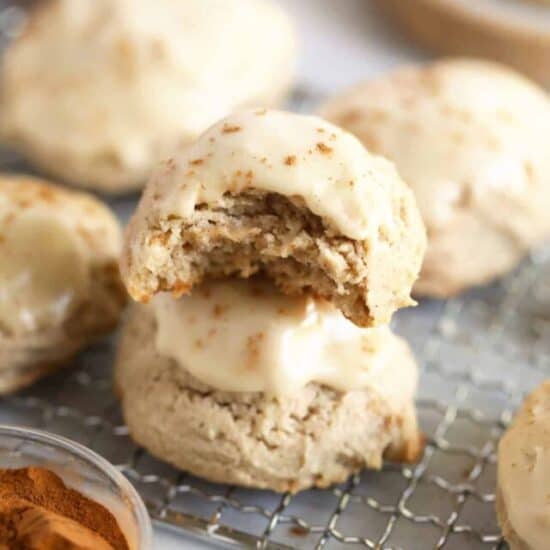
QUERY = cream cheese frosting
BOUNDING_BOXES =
[0,0,296,192]
[151,108,408,241]
[0,211,88,334]
[498,381,550,550]
[152,278,418,400]
[0,176,122,336]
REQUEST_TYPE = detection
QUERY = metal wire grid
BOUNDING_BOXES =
[4,249,550,549]
[1,4,550,548]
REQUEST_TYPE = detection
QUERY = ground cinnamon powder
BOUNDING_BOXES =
[0,467,129,550]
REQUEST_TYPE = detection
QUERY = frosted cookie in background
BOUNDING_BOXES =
[121,109,426,328]
[321,59,550,298]
[0,0,296,194]
[374,0,550,87]
[497,381,550,550]
[0,176,126,393]
[115,278,422,492]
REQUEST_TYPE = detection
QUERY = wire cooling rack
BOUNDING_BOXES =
[1,4,550,549]
[5,240,550,550]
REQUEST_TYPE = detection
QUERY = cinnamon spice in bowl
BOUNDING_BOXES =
[0,425,152,549]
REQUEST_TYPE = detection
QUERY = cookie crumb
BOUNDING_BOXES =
[290,525,309,537]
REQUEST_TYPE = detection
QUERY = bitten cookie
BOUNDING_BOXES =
[0,0,295,194]
[0,175,126,393]
[115,281,422,492]
[120,109,426,327]
[321,59,550,297]
[497,381,550,550]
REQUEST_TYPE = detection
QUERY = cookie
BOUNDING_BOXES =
[115,286,422,492]
[120,109,426,327]
[374,0,550,87]
[0,175,126,393]
[321,59,550,297]
[0,0,295,194]
[497,381,550,550]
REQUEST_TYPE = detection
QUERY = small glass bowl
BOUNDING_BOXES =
[0,425,152,549]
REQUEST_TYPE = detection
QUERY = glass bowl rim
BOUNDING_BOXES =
[0,424,153,548]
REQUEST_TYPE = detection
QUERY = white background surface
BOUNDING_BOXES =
[155,1,424,547]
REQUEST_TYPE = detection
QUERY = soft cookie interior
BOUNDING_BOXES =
[131,189,388,327]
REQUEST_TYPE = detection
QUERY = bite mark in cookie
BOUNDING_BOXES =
[121,109,426,327]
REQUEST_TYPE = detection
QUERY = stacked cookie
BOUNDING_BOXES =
[116,109,427,491]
